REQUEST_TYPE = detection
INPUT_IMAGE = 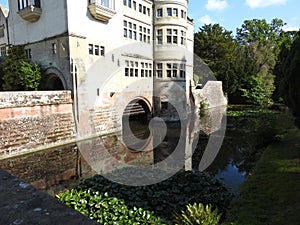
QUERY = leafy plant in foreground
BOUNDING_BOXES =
[174,203,221,225]
[74,169,233,223]
[57,189,163,224]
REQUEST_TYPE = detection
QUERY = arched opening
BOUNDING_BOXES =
[46,74,65,90]
[122,99,152,151]
[123,99,151,121]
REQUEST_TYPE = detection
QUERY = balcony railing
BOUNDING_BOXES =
[88,0,116,22]
[17,0,42,23]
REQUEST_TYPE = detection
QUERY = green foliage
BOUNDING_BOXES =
[1,45,42,91]
[273,31,298,101]
[237,40,276,105]
[199,100,209,117]
[280,32,300,126]
[225,44,256,102]
[57,189,163,224]
[174,203,221,225]
[235,18,290,104]
[240,73,275,105]
[20,61,41,90]
[236,18,286,55]
[193,19,290,105]
[68,170,233,223]
[194,24,235,92]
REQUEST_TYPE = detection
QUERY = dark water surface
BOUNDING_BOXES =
[0,105,292,195]
[195,105,293,192]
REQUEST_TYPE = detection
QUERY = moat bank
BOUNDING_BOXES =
[226,128,300,225]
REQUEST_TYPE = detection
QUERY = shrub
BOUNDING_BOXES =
[1,45,42,91]
[73,169,233,223]
[57,189,163,224]
[174,203,221,225]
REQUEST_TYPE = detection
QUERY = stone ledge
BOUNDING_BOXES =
[0,169,98,225]
[0,91,72,109]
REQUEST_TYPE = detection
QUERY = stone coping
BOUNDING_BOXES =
[0,169,98,225]
[0,91,72,109]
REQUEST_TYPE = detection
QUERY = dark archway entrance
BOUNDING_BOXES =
[46,74,64,90]
[122,99,152,151]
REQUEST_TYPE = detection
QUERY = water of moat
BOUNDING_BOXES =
[0,105,292,195]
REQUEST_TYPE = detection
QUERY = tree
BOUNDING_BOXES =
[194,23,274,104]
[281,32,300,127]
[1,45,42,91]
[235,18,287,105]
[230,44,259,103]
[194,24,235,93]
[236,18,286,55]
[273,30,298,101]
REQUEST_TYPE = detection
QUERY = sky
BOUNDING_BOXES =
[0,0,299,35]
[188,0,300,34]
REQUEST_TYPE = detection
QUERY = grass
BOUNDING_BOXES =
[226,128,300,225]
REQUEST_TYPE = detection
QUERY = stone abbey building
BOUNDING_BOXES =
[0,1,229,168]
[0,0,195,125]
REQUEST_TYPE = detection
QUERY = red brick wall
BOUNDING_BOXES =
[0,91,76,158]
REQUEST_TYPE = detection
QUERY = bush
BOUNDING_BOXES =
[72,169,233,223]
[1,45,42,91]
[57,189,163,224]
[174,203,221,225]
[240,74,275,106]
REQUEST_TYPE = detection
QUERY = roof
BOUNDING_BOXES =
[0,4,9,18]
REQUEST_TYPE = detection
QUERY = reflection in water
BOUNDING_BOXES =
[0,107,229,193]
[215,163,247,192]
[193,106,247,191]
[122,116,151,151]
[1,105,285,193]
[0,144,94,196]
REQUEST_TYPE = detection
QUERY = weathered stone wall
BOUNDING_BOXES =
[0,91,154,185]
[193,81,227,111]
[0,91,76,158]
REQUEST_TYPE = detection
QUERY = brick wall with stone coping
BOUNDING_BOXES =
[0,91,76,158]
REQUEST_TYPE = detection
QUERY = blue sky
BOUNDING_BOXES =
[0,0,299,34]
[188,0,300,34]
[0,0,7,8]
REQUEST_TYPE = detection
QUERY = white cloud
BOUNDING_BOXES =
[291,17,299,22]
[198,15,214,25]
[283,25,299,32]
[245,0,287,8]
[205,0,229,11]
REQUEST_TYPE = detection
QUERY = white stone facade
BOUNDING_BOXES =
[4,0,194,119]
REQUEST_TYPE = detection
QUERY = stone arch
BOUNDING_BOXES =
[122,97,152,152]
[44,67,67,90]
[122,97,152,119]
